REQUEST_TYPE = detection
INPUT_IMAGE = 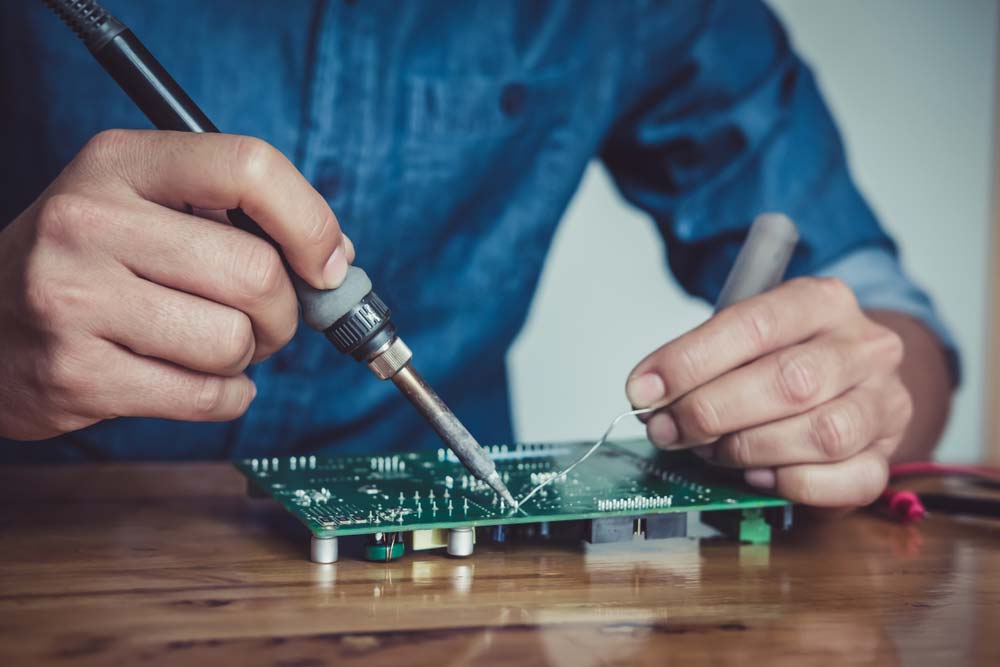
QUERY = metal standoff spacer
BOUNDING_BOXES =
[311,536,339,563]
[367,336,413,380]
[447,527,475,557]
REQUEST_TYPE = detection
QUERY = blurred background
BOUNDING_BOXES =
[509,0,998,463]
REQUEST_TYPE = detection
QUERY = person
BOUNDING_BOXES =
[0,1,955,508]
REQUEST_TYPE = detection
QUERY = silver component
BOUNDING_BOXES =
[447,527,475,557]
[367,337,413,380]
[310,536,338,563]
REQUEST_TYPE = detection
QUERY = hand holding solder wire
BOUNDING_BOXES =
[626,214,915,509]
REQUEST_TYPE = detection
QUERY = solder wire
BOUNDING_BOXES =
[516,407,655,509]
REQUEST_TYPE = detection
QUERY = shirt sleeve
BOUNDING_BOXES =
[817,247,961,385]
[602,0,895,297]
[601,0,958,381]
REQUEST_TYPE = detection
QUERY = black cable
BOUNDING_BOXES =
[920,493,1000,519]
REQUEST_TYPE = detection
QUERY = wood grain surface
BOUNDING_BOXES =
[0,463,997,666]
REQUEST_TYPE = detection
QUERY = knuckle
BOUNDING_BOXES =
[656,346,699,397]
[42,344,89,398]
[192,376,229,417]
[47,412,94,436]
[780,471,815,506]
[684,396,723,440]
[273,311,298,349]
[302,208,337,248]
[735,301,778,354]
[814,276,857,310]
[811,406,857,460]
[217,313,255,374]
[35,193,96,243]
[722,431,754,467]
[855,457,890,506]
[230,135,278,188]
[874,326,905,368]
[889,381,914,429]
[775,348,821,406]
[22,273,57,321]
[23,273,88,326]
[236,239,286,303]
[899,387,914,425]
[80,129,133,163]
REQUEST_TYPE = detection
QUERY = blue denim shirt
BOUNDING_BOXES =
[0,0,954,462]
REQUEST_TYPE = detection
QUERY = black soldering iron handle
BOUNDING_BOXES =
[90,29,275,245]
[61,8,271,245]
[43,0,398,359]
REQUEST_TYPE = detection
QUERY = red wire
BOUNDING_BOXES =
[878,462,1000,523]
[879,488,926,523]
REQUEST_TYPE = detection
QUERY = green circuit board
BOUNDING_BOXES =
[236,439,788,539]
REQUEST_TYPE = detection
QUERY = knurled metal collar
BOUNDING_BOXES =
[367,337,413,380]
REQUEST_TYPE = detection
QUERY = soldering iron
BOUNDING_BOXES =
[42,0,518,508]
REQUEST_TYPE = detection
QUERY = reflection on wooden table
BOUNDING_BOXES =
[0,463,996,665]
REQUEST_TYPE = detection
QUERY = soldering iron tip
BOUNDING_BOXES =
[486,472,518,510]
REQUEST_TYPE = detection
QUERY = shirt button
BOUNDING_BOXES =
[499,83,526,116]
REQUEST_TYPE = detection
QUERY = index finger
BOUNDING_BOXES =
[86,129,348,290]
[626,277,856,409]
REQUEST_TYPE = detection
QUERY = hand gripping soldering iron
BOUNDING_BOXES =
[42,0,518,507]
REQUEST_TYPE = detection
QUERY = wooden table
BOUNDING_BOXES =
[0,463,997,666]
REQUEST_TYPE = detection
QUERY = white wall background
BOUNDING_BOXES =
[508,0,998,463]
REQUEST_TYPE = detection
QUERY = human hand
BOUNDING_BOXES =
[0,130,353,440]
[625,278,912,508]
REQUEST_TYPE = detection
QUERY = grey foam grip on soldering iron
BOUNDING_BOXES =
[715,213,799,312]
[294,266,373,332]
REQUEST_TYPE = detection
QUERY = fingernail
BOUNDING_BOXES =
[648,411,678,448]
[745,468,776,490]
[322,245,349,288]
[626,373,665,408]
[249,380,258,400]
[342,235,356,262]
[693,444,716,461]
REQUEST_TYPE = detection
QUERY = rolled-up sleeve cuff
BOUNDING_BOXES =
[815,246,961,386]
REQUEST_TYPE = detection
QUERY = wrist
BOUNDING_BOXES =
[866,309,953,462]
